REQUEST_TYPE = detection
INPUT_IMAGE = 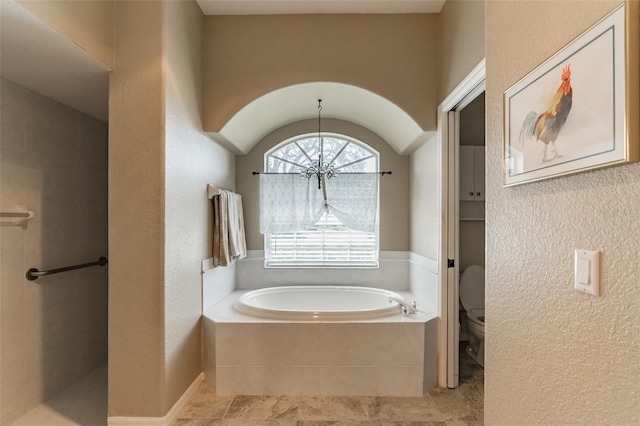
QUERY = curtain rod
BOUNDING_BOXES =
[252,171,392,175]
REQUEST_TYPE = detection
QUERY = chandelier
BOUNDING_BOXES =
[301,99,335,190]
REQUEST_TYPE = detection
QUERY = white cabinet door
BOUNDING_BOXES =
[459,146,475,201]
[459,146,485,201]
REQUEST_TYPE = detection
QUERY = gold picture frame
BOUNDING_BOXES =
[503,2,639,186]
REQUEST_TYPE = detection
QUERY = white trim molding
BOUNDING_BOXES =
[107,373,203,426]
[440,59,486,112]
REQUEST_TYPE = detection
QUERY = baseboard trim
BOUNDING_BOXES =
[107,373,203,426]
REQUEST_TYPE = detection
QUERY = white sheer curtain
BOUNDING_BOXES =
[260,173,378,234]
[259,174,324,234]
[324,174,378,233]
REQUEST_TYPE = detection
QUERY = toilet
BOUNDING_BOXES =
[459,264,485,367]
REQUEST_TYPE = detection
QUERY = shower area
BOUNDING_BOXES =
[0,2,109,424]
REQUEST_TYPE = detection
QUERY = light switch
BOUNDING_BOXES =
[577,258,590,284]
[574,249,600,296]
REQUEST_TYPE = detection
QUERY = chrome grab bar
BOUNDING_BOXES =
[26,257,108,281]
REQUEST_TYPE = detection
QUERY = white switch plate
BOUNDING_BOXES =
[574,249,600,296]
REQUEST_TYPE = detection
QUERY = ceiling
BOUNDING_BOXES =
[1,0,440,153]
[0,0,110,122]
[196,0,446,15]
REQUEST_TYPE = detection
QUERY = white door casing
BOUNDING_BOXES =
[437,59,485,389]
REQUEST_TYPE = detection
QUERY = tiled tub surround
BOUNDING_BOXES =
[204,292,438,397]
[236,252,410,292]
[206,250,440,315]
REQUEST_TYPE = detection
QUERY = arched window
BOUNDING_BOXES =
[264,133,379,267]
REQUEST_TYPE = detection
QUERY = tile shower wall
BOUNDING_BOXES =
[0,78,108,425]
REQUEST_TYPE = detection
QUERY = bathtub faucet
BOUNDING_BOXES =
[388,296,417,316]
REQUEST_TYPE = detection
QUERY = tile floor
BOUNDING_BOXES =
[9,365,107,426]
[173,350,483,426]
[8,349,482,426]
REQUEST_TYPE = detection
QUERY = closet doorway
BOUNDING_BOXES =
[437,60,485,389]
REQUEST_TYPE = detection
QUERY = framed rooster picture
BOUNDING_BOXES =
[503,2,639,186]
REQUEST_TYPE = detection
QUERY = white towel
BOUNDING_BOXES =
[212,190,247,267]
[228,193,247,261]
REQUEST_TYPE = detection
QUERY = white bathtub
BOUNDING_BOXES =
[233,285,408,321]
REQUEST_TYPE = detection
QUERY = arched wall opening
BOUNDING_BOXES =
[208,82,434,155]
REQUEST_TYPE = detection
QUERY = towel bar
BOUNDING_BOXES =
[26,257,108,281]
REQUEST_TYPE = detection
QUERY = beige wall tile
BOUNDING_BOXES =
[203,318,217,388]
[405,365,427,395]
[76,324,108,375]
[376,366,412,396]
[375,324,408,366]
[0,358,26,422]
[404,323,425,366]
[216,323,275,366]
[0,162,26,208]
[0,234,25,366]
[331,367,378,395]
[345,324,380,366]
[290,324,350,367]
[1,78,108,416]
[212,320,433,396]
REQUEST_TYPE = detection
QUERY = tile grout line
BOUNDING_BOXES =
[220,393,236,420]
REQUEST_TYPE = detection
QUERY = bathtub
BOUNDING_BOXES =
[233,285,408,321]
[204,288,438,396]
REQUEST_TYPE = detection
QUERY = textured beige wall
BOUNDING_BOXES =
[409,135,440,260]
[109,1,165,417]
[16,0,115,68]
[237,119,409,251]
[0,78,108,425]
[164,0,235,412]
[410,0,485,260]
[203,14,439,133]
[439,0,485,99]
[486,1,640,423]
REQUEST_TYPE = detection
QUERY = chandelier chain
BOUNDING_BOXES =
[318,99,322,142]
[300,99,335,190]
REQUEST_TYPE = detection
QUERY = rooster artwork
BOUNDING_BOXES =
[520,64,573,162]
